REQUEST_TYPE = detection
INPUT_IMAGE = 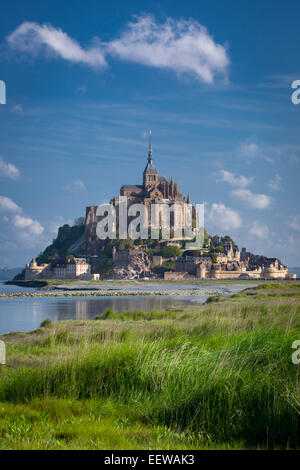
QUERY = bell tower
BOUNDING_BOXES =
[143,131,158,187]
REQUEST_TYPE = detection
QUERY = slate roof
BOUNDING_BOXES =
[143,160,157,174]
[121,185,143,190]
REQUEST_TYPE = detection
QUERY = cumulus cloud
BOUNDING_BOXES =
[7,16,230,83]
[0,196,21,212]
[7,21,107,68]
[239,142,260,159]
[268,174,282,191]
[249,221,270,239]
[13,214,44,235]
[0,156,21,180]
[217,169,253,188]
[290,215,300,231]
[64,179,86,192]
[0,196,44,241]
[107,15,229,83]
[217,169,271,209]
[207,203,242,230]
[231,188,271,209]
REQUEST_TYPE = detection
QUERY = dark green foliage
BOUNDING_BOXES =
[94,309,117,320]
[210,252,218,263]
[145,248,155,259]
[161,246,182,258]
[36,224,85,264]
[39,318,52,328]
[97,258,114,276]
[152,261,175,276]
[205,295,222,304]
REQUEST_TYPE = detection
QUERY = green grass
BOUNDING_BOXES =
[0,282,300,449]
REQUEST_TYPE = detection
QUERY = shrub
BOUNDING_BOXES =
[39,318,52,328]
[94,309,117,320]
[161,246,182,258]
[205,295,222,304]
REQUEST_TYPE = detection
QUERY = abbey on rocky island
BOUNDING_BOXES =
[23,136,295,281]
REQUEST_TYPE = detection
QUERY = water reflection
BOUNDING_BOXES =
[0,281,255,335]
[0,295,200,335]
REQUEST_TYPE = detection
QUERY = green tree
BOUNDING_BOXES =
[161,245,182,258]
[210,252,218,263]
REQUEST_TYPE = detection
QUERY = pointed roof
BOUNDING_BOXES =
[143,130,158,174]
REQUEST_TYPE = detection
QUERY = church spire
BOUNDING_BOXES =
[143,130,158,187]
[148,130,153,162]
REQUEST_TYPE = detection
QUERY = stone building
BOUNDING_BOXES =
[175,256,212,276]
[25,257,96,280]
[25,259,51,280]
[53,258,91,279]
[84,135,190,254]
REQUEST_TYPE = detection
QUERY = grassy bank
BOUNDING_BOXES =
[5,278,262,289]
[0,282,299,449]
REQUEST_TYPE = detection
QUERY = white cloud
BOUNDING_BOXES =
[217,169,253,188]
[64,179,86,192]
[0,156,21,180]
[0,196,44,242]
[249,221,270,239]
[13,214,44,235]
[7,21,107,68]
[107,15,229,83]
[231,188,271,209]
[239,142,260,159]
[207,203,242,230]
[268,174,282,191]
[290,215,300,231]
[7,16,230,83]
[217,169,271,209]
[0,196,21,212]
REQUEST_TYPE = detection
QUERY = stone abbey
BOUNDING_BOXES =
[84,133,191,254]
[119,132,188,204]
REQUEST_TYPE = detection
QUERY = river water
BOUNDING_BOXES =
[0,280,251,334]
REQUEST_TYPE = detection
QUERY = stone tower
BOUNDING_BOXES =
[143,131,159,187]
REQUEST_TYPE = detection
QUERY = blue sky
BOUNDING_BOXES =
[0,0,300,267]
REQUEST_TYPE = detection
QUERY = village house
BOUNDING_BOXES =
[25,258,99,281]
